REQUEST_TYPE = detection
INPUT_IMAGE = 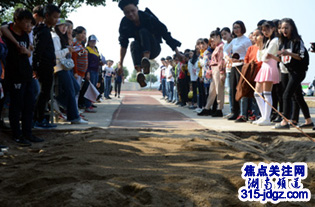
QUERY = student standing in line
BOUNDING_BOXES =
[253,21,280,126]
[235,28,263,123]
[104,60,114,99]
[188,45,200,110]
[221,27,233,118]
[198,28,225,117]
[33,4,60,129]
[52,19,87,124]
[114,62,124,98]
[274,18,313,129]
[3,8,43,146]
[224,21,252,120]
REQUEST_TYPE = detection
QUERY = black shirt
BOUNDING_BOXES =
[280,39,309,72]
[33,23,56,73]
[119,9,181,51]
[3,23,32,83]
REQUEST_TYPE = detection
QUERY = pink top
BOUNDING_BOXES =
[210,42,225,73]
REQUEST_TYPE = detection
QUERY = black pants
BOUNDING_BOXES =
[229,66,242,115]
[34,70,53,122]
[9,81,34,138]
[130,28,161,67]
[283,71,310,121]
[197,79,206,108]
[115,81,122,95]
[179,78,188,104]
[191,81,197,104]
[272,83,283,112]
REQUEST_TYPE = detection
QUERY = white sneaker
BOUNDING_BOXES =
[71,118,88,124]
[194,108,202,113]
[252,117,264,125]
[257,119,272,126]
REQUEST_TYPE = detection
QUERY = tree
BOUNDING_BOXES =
[0,0,119,18]
[145,74,157,83]
[128,70,137,82]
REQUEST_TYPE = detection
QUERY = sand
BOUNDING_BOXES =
[1,128,315,207]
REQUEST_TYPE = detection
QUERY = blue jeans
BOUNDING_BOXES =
[167,81,174,101]
[173,84,179,102]
[161,78,166,98]
[240,97,259,117]
[104,76,112,98]
[56,70,80,121]
[226,72,232,112]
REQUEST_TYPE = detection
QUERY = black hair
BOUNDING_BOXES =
[43,4,61,16]
[54,25,69,49]
[210,27,222,39]
[279,18,301,44]
[160,57,165,61]
[272,19,280,37]
[257,19,267,27]
[66,20,73,26]
[190,49,199,65]
[13,8,33,22]
[73,26,86,37]
[31,17,36,25]
[118,0,139,10]
[261,21,276,49]
[184,49,190,54]
[232,21,246,36]
[220,27,231,34]
[203,38,209,44]
[166,56,172,61]
[33,5,44,17]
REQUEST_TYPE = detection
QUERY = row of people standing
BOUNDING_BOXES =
[0,4,120,147]
[160,18,313,130]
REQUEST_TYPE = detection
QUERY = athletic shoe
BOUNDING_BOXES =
[14,136,32,147]
[85,107,96,113]
[212,110,223,117]
[118,95,120,98]
[223,113,233,119]
[141,57,151,74]
[197,109,211,116]
[189,105,197,110]
[257,119,272,126]
[26,135,44,143]
[194,108,202,113]
[92,104,97,108]
[252,117,264,125]
[272,115,282,123]
[71,118,88,124]
[227,114,238,120]
[273,123,290,129]
[34,119,57,129]
[235,115,247,122]
[136,72,147,87]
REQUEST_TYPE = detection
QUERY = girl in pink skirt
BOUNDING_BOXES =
[253,21,280,126]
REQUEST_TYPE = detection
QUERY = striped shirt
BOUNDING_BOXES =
[72,39,88,77]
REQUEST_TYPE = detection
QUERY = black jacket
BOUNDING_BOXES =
[32,23,56,73]
[119,9,181,51]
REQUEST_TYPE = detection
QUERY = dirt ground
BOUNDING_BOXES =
[1,128,315,207]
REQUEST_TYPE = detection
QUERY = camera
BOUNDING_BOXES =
[310,42,315,52]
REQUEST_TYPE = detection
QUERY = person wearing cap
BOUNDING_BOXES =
[51,18,86,124]
[117,0,183,87]
[84,34,102,112]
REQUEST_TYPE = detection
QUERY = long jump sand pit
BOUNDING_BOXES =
[1,128,315,207]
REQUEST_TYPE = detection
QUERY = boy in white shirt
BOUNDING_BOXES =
[104,60,114,99]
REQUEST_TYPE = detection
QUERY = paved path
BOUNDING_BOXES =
[110,93,205,129]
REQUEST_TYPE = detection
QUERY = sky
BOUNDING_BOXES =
[68,0,315,82]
